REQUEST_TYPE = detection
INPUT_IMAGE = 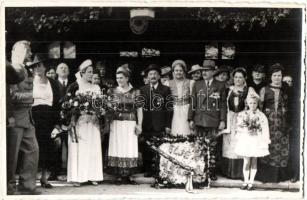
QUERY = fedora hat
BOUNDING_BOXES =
[202,60,217,70]
[26,53,49,68]
[161,66,172,76]
[188,64,203,74]
[144,64,161,75]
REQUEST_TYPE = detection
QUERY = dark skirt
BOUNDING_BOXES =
[221,158,243,179]
[32,105,58,169]
[255,162,290,183]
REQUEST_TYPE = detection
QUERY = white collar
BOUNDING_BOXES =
[58,77,68,83]
[150,82,159,89]
[117,83,133,93]
[204,78,213,86]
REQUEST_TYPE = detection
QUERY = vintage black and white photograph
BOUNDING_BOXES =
[2,2,306,199]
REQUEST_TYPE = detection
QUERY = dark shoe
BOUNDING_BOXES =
[247,184,254,191]
[210,174,218,181]
[47,173,58,181]
[115,177,122,185]
[240,183,248,190]
[40,180,53,189]
[150,183,160,189]
[19,189,41,195]
[127,178,138,185]
[144,172,153,178]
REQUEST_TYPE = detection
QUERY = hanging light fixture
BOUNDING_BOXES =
[130,8,155,35]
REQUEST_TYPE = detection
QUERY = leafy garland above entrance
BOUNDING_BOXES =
[6,7,292,34]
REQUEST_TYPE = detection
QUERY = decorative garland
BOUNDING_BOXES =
[6,8,292,33]
[146,135,211,192]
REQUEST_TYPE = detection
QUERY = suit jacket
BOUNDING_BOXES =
[139,82,173,135]
[9,67,34,128]
[188,79,227,128]
[48,78,62,125]
[56,78,73,103]
[6,61,26,123]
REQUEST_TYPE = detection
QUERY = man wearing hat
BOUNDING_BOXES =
[7,41,41,195]
[248,64,266,94]
[188,60,227,182]
[139,64,173,178]
[160,66,172,86]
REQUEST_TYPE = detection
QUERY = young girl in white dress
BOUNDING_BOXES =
[235,92,270,190]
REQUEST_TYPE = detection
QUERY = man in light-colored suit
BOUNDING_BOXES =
[7,40,40,195]
[188,60,227,182]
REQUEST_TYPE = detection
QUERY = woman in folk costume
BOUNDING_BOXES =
[235,91,270,190]
[107,64,143,184]
[221,67,249,179]
[256,63,291,183]
[65,59,103,186]
[169,60,193,136]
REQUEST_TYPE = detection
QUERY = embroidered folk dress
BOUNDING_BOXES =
[234,109,271,157]
[157,79,207,187]
[221,86,248,179]
[67,80,103,183]
[256,85,290,182]
[107,86,140,176]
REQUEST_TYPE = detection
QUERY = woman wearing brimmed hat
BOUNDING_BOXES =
[31,54,61,188]
[160,65,172,86]
[107,64,143,184]
[188,64,203,81]
[65,59,103,187]
[256,63,290,183]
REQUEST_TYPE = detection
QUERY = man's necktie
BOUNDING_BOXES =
[63,80,66,87]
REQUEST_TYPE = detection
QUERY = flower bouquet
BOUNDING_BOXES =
[61,90,115,142]
[240,111,262,136]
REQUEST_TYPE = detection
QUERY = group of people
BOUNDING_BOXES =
[6,40,299,195]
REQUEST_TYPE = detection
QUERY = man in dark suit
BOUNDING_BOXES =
[56,62,71,100]
[139,64,173,177]
[188,60,227,181]
[7,40,41,195]
[49,62,72,180]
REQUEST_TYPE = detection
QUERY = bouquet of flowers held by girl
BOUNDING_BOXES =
[60,90,116,142]
[238,111,262,136]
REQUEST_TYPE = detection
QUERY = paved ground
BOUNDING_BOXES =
[12,173,301,199]
[38,184,302,199]
[28,173,302,199]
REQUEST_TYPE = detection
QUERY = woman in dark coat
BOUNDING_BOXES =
[256,63,290,183]
[31,55,61,188]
